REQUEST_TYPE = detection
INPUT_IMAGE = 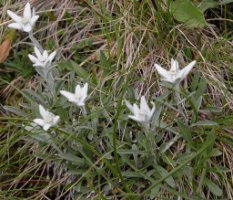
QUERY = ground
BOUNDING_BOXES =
[0,0,233,199]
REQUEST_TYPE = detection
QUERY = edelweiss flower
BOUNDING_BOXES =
[125,96,155,124]
[60,83,88,106]
[28,47,56,68]
[7,3,39,33]
[33,105,60,131]
[154,59,196,84]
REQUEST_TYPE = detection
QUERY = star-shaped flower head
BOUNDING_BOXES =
[125,96,155,124]
[33,105,60,131]
[28,47,56,68]
[154,58,196,84]
[60,83,88,107]
[7,2,39,33]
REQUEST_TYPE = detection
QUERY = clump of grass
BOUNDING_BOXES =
[1,0,233,199]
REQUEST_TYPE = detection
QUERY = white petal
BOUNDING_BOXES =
[140,96,150,113]
[33,62,45,67]
[7,10,22,23]
[8,23,22,30]
[33,118,45,127]
[154,64,170,80]
[43,124,51,131]
[30,15,39,26]
[39,105,47,119]
[83,83,88,94]
[133,104,140,115]
[79,96,86,105]
[28,54,38,64]
[43,51,49,59]
[53,116,60,125]
[48,51,56,62]
[171,58,179,71]
[34,47,42,60]
[125,100,134,113]
[178,60,196,82]
[23,24,32,32]
[128,115,142,123]
[24,3,31,19]
[75,85,81,95]
[60,90,77,103]
[79,91,87,104]
[32,8,35,16]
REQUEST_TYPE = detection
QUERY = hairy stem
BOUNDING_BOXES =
[80,106,87,116]
[144,125,157,164]
[28,31,43,52]
[174,84,189,124]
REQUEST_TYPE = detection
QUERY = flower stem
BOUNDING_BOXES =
[28,31,43,53]
[28,32,56,98]
[175,84,182,113]
[174,84,188,123]
[143,125,157,164]
[80,106,87,116]
[46,71,56,96]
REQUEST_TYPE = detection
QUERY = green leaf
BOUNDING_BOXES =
[122,171,144,178]
[204,178,223,196]
[58,153,84,165]
[156,166,175,188]
[143,135,215,195]
[70,60,89,79]
[177,120,193,146]
[3,106,26,116]
[210,148,222,157]
[31,133,52,143]
[191,120,218,127]
[132,144,138,165]
[198,0,233,12]
[159,135,181,153]
[198,0,219,12]
[170,0,207,28]
[99,50,112,75]
[150,185,160,199]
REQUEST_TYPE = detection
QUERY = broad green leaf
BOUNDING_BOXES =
[188,75,206,120]
[198,0,233,12]
[23,89,46,104]
[58,153,84,165]
[150,185,160,199]
[204,178,223,196]
[192,75,207,99]
[99,50,112,75]
[31,133,52,143]
[210,148,222,157]
[198,0,219,12]
[170,0,207,28]
[159,135,181,153]
[156,166,175,188]
[3,106,26,116]
[177,120,193,146]
[70,60,89,79]
[132,144,138,165]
